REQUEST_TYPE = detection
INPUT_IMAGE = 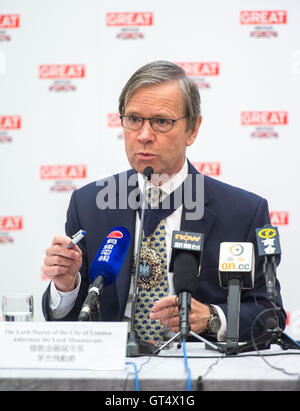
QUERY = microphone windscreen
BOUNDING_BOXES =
[143,166,154,180]
[89,226,131,286]
[173,252,198,295]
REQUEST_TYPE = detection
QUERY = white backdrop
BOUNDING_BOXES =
[0,0,299,339]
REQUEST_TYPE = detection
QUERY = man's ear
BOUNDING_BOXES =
[186,116,202,147]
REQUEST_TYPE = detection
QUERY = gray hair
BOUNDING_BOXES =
[118,60,201,131]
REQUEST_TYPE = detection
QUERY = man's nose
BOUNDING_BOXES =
[137,119,155,143]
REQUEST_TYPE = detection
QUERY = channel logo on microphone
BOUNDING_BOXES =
[107,230,123,239]
[229,244,244,256]
[219,242,254,288]
[219,242,253,271]
[256,224,281,256]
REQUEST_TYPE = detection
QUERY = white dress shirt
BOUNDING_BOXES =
[49,159,226,340]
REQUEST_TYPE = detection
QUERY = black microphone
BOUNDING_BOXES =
[169,230,203,274]
[127,166,154,356]
[173,252,199,341]
[169,231,203,341]
[155,230,221,354]
[78,226,131,321]
[143,166,154,181]
[255,224,281,304]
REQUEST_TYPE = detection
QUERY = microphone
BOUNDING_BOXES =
[218,242,255,349]
[143,166,154,181]
[78,226,131,321]
[169,230,203,341]
[173,252,199,341]
[169,230,203,274]
[127,166,154,356]
[218,242,255,289]
[255,224,281,304]
[155,230,220,353]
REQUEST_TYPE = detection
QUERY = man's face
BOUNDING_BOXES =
[123,81,201,178]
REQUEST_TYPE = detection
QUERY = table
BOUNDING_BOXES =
[0,343,299,391]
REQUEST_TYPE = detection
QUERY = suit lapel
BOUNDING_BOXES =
[181,161,216,242]
[181,205,216,242]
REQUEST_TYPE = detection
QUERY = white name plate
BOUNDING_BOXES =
[0,321,128,371]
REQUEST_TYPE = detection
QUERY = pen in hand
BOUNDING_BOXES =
[67,229,86,249]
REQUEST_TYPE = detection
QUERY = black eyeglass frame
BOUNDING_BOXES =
[119,115,188,132]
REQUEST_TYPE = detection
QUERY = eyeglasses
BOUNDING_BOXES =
[120,115,188,133]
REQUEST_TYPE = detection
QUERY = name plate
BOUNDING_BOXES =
[0,321,127,371]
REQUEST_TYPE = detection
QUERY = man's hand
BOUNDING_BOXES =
[41,235,82,292]
[150,295,211,334]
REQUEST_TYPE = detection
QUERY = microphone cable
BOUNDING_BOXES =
[249,306,300,378]
[182,340,192,391]
[125,361,139,391]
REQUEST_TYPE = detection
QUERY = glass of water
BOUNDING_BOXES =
[2,294,34,321]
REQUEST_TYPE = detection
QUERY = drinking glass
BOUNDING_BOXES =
[2,294,34,321]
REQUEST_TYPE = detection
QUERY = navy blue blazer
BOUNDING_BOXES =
[42,161,286,340]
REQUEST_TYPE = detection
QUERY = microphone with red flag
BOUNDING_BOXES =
[78,226,131,321]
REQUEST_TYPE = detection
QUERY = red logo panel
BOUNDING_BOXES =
[0,14,20,28]
[241,111,288,125]
[39,64,85,79]
[240,10,287,25]
[0,116,21,129]
[192,162,221,176]
[106,12,153,26]
[176,62,219,76]
[0,216,23,231]
[40,165,87,180]
[270,211,289,226]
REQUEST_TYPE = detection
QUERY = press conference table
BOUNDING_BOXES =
[0,343,299,391]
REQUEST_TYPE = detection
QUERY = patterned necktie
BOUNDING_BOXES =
[134,187,168,343]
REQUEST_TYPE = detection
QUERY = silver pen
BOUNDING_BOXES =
[67,229,86,248]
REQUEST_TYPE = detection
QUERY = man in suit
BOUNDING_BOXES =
[42,61,286,343]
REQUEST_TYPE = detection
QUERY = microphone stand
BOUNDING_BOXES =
[224,277,243,351]
[78,277,103,321]
[225,255,300,355]
[155,331,221,353]
[89,299,101,321]
[127,168,155,357]
[154,292,221,354]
